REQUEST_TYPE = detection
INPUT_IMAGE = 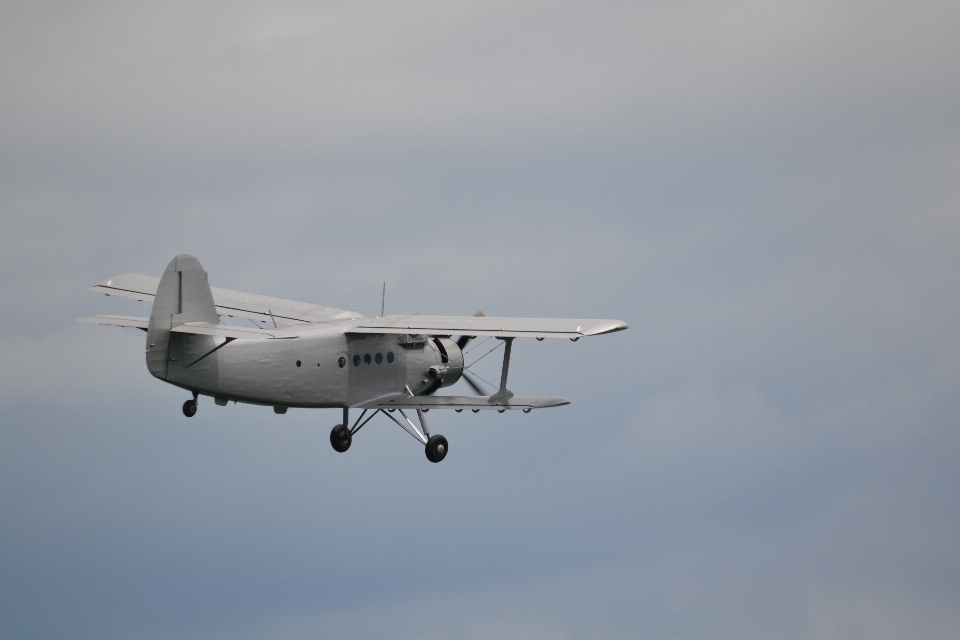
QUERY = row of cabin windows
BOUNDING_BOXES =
[300,352,397,369]
[353,352,394,367]
[330,352,396,368]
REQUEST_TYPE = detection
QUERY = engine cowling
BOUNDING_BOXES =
[420,337,464,393]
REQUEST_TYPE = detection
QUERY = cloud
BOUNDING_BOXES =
[3,2,958,157]
[121,562,960,640]
[0,324,150,402]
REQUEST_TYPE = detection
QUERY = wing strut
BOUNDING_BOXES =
[489,337,515,403]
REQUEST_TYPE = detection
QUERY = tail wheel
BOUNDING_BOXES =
[425,434,448,463]
[182,399,198,418]
[330,424,352,453]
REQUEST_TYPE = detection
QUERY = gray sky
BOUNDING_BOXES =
[2,2,959,639]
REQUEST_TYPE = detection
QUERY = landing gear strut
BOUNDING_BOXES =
[380,407,449,463]
[329,408,380,453]
[182,392,198,418]
[338,406,450,463]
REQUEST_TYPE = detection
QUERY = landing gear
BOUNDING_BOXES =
[330,424,352,453]
[378,407,449,463]
[333,407,449,463]
[425,434,448,463]
[183,392,199,417]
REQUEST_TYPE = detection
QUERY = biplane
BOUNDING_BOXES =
[79,254,627,462]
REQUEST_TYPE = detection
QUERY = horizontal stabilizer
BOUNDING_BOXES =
[89,274,158,303]
[76,315,149,330]
[169,322,297,340]
[368,395,571,411]
[348,315,627,339]
[90,273,360,326]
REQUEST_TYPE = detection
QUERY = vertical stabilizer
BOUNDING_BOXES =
[146,254,219,379]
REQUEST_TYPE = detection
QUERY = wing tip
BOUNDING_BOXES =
[583,320,629,336]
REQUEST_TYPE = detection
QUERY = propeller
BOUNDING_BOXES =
[461,371,487,396]
[455,311,487,395]
[456,310,485,350]
[420,311,490,397]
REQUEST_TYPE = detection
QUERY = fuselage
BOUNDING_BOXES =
[157,320,458,408]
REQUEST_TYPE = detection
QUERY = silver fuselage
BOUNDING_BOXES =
[158,321,445,408]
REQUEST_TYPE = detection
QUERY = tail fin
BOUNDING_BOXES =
[146,254,219,379]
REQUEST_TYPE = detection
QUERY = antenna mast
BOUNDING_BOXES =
[381,282,386,317]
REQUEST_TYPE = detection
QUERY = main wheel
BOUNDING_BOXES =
[330,424,351,453]
[425,434,448,463]
[182,399,198,418]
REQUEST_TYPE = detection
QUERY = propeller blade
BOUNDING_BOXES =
[422,379,443,396]
[455,311,486,351]
[462,371,487,396]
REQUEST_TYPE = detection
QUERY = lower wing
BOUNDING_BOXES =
[364,395,570,411]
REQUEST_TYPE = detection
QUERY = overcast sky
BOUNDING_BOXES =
[2,2,959,639]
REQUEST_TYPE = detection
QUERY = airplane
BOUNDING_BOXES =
[78,254,628,463]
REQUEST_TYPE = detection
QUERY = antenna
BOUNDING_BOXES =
[381,282,386,317]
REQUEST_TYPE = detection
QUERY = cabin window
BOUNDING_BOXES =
[296,360,301,367]
[387,351,395,363]
[353,355,361,367]
[338,356,346,368]
[375,353,383,364]
[363,354,372,365]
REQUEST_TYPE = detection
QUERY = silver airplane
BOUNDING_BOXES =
[79,254,628,463]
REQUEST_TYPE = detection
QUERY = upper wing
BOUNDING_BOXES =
[347,315,628,339]
[90,274,361,325]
